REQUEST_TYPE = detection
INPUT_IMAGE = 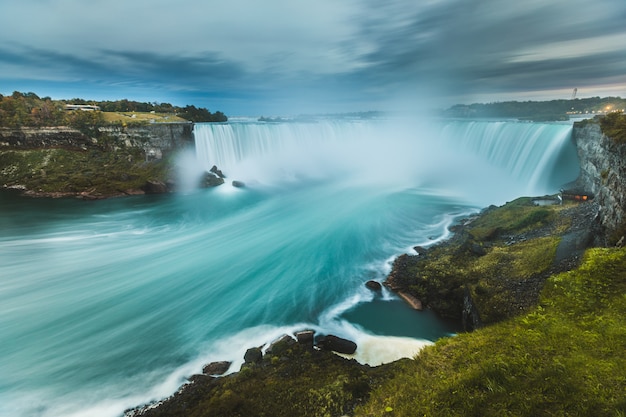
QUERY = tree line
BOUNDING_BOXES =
[0,91,227,128]
[442,96,626,120]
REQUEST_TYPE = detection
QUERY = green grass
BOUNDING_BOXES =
[468,197,557,240]
[393,198,566,324]
[358,247,626,417]
[101,111,188,125]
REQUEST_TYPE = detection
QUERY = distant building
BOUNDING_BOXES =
[64,104,101,111]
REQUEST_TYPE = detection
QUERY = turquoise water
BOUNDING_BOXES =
[0,118,579,417]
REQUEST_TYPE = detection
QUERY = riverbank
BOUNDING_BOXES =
[125,195,604,417]
[0,123,193,199]
[385,195,600,328]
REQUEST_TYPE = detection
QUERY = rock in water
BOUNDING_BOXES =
[365,280,382,291]
[232,180,245,188]
[243,347,263,364]
[202,172,225,187]
[316,335,357,354]
[202,361,232,376]
[210,165,225,178]
[295,330,315,349]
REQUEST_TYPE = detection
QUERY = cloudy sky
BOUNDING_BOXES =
[1,0,625,115]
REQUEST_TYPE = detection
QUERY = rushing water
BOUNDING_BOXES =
[0,118,579,417]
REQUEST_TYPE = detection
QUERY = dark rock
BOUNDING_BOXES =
[187,373,214,384]
[365,280,382,291]
[316,335,357,355]
[295,330,315,348]
[202,361,231,376]
[201,172,225,187]
[210,165,225,178]
[232,180,245,188]
[266,335,296,355]
[413,246,428,255]
[243,347,263,364]
[142,180,168,194]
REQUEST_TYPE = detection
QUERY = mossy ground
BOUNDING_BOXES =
[0,147,173,196]
[134,341,404,417]
[358,247,626,417]
[389,197,578,325]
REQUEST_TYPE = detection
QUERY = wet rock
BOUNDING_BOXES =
[202,361,231,376]
[365,280,382,291]
[243,347,263,364]
[187,374,214,384]
[266,335,296,355]
[232,180,245,188]
[210,165,225,178]
[413,246,428,255]
[295,330,315,348]
[201,172,225,187]
[316,335,357,355]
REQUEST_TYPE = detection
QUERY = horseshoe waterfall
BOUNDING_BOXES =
[0,118,580,417]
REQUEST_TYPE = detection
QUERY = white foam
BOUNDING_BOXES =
[337,334,433,366]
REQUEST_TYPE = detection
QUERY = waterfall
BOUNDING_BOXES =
[193,118,579,203]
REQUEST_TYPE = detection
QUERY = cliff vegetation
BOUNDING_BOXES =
[385,197,591,327]
[0,91,227,129]
[443,96,626,121]
[0,148,174,198]
[360,246,626,416]
[0,91,225,197]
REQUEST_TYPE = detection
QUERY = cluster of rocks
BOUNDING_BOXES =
[201,165,245,188]
[199,330,358,379]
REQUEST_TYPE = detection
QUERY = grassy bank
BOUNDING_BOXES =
[358,246,626,416]
[386,197,588,326]
[101,111,188,124]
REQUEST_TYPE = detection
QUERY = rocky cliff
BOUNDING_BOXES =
[98,123,194,160]
[0,123,194,198]
[572,120,626,245]
[0,123,194,159]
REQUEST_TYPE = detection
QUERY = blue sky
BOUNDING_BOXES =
[1,0,625,116]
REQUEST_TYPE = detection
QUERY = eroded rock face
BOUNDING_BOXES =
[142,180,169,194]
[572,121,626,244]
[0,127,95,149]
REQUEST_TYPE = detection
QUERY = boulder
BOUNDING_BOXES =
[243,347,263,364]
[365,280,382,291]
[266,334,296,355]
[202,172,225,187]
[202,361,232,376]
[316,335,357,355]
[295,330,315,348]
[232,180,245,188]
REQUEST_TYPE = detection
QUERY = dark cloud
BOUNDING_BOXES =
[1,0,625,113]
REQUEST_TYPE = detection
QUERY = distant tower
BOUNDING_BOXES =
[571,88,577,100]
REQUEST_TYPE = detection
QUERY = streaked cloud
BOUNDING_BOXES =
[0,0,624,114]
